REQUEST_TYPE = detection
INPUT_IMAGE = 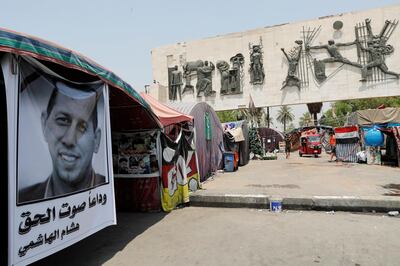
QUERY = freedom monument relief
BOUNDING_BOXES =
[150,4,400,111]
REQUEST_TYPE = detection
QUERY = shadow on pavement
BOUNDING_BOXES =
[32,211,167,266]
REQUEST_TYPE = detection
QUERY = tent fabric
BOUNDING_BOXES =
[336,143,359,163]
[227,127,245,142]
[257,127,284,152]
[0,27,152,113]
[335,126,360,162]
[348,108,400,125]
[0,28,161,130]
[140,93,193,127]
[114,177,161,212]
[168,102,224,181]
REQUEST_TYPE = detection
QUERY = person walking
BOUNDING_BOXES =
[329,132,337,162]
[285,135,291,159]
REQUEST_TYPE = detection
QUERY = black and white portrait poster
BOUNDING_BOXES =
[3,55,116,266]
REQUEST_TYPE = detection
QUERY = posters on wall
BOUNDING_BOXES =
[4,56,116,266]
[112,131,159,176]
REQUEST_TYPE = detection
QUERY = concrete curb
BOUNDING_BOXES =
[190,193,400,212]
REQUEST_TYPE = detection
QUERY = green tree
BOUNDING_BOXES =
[216,110,241,123]
[249,127,263,157]
[286,122,295,132]
[276,106,295,132]
[299,112,312,127]
[320,96,400,128]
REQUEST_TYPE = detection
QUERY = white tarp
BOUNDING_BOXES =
[4,55,116,266]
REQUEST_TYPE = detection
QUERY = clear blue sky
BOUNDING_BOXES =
[2,0,399,92]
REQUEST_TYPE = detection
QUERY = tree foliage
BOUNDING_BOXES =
[299,112,312,127]
[216,110,241,123]
[276,106,295,132]
[249,127,263,156]
[320,97,400,127]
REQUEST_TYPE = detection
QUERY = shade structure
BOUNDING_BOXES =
[168,102,224,181]
[140,93,193,127]
[348,108,400,126]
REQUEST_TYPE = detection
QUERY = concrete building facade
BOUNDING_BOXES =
[151,4,400,111]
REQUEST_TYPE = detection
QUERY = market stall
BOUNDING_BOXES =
[348,108,400,166]
[334,126,360,163]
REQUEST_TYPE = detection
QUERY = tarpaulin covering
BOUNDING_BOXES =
[140,93,193,127]
[223,120,250,166]
[168,102,224,181]
[334,126,360,162]
[348,108,400,125]
[160,131,200,212]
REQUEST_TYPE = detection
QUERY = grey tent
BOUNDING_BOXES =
[168,102,224,181]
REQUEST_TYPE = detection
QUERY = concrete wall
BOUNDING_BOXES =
[151,4,400,111]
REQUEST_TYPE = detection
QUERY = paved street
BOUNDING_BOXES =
[199,153,400,197]
[34,207,400,266]
[33,154,400,265]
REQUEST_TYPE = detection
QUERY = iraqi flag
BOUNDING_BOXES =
[334,126,359,144]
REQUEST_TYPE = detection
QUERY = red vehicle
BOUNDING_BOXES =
[299,134,322,157]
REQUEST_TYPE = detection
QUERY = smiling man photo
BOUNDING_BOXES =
[18,81,105,203]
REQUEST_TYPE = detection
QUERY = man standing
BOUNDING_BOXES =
[18,81,105,203]
[285,135,291,159]
[329,132,337,162]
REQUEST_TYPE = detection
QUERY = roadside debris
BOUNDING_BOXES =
[388,211,399,217]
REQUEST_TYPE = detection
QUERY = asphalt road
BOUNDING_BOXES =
[34,207,400,266]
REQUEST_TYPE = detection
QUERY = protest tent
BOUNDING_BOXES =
[0,27,161,265]
[168,102,224,181]
[257,127,284,153]
[114,93,202,212]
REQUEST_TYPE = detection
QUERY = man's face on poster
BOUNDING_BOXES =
[41,89,101,186]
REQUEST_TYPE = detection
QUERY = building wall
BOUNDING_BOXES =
[151,4,400,111]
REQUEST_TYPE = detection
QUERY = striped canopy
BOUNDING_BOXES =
[0,27,160,129]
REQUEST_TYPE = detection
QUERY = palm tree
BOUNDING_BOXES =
[276,106,295,132]
[299,112,312,127]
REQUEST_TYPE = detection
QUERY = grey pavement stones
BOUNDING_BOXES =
[190,153,400,213]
